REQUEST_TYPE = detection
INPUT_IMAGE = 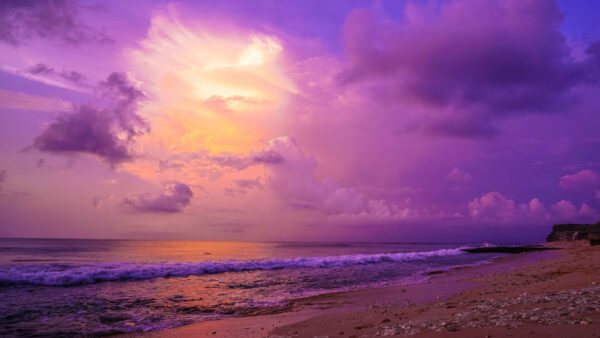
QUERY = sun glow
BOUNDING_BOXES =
[128,8,297,158]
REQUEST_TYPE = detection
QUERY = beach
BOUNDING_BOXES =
[136,241,600,337]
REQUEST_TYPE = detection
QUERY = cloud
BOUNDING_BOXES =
[0,169,6,190]
[469,191,519,222]
[199,136,414,221]
[469,191,597,224]
[183,136,446,223]
[0,0,112,46]
[337,0,600,138]
[234,178,262,189]
[0,89,71,111]
[446,167,472,184]
[24,63,88,87]
[551,200,597,221]
[121,182,194,213]
[559,169,599,191]
[469,192,551,223]
[33,72,148,166]
[254,136,433,222]
[209,149,284,171]
[91,194,113,209]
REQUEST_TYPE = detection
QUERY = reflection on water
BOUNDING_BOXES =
[0,239,500,336]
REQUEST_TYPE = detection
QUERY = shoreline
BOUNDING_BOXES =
[128,241,599,337]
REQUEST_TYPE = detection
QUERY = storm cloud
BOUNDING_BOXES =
[338,0,600,137]
[122,182,194,213]
[33,72,148,166]
[0,0,112,46]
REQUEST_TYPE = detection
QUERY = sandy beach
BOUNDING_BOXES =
[130,241,600,337]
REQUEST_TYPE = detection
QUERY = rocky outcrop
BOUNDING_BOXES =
[462,246,556,254]
[546,222,600,242]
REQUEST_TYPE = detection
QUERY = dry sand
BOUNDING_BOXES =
[131,241,600,338]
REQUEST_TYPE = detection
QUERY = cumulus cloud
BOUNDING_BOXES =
[33,72,148,166]
[338,0,600,138]
[24,63,88,87]
[0,0,112,46]
[446,167,472,184]
[194,136,446,223]
[469,191,521,222]
[551,200,597,221]
[122,182,194,213]
[469,191,597,224]
[559,169,599,191]
[254,136,429,222]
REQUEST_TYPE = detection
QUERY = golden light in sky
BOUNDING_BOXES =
[125,8,299,163]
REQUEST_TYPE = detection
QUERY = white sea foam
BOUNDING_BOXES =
[0,248,466,286]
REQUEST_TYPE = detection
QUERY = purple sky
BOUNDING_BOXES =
[1,0,599,242]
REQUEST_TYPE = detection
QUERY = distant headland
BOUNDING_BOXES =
[546,221,600,245]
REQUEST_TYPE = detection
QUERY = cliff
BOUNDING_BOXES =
[546,222,600,242]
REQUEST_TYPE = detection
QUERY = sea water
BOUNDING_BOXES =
[0,239,504,336]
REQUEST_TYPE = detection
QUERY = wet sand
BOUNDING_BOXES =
[131,241,600,337]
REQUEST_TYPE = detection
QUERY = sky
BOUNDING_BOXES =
[0,0,599,242]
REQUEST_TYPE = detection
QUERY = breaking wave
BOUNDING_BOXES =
[0,248,466,286]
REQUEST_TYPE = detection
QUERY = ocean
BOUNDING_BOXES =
[0,239,505,336]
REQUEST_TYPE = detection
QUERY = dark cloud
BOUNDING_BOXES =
[91,194,113,209]
[121,182,194,213]
[223,187,246,196]
[33,72,148,166]
[210,149,284,171]
[209,153,250,170]
[158,159,184,172]
[338,0,600,138]
[25,63,87,86]
[235,178,262,189]
[0,0,112,46]
[252,150,284,164]
[223,177,262,196]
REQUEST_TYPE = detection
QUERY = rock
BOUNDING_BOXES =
[546,222,600,242]
[462,246,557,254]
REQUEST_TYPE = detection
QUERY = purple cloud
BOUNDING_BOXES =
[469,191,520,222]
[0,0,112,46]
[338,0,600,137]
[210,149,284,171]
[91,194,113,209]
[551,200,597,222]
[559,169,599,191]
[252,150,284,164]
[234,178,262,189]
[25,63,87,86]
[122,182,194,213]
[469,191,598,224]
[0,169,6,190]
[33,72,148,166]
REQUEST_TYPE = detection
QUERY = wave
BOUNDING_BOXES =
[0,248,466,286]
